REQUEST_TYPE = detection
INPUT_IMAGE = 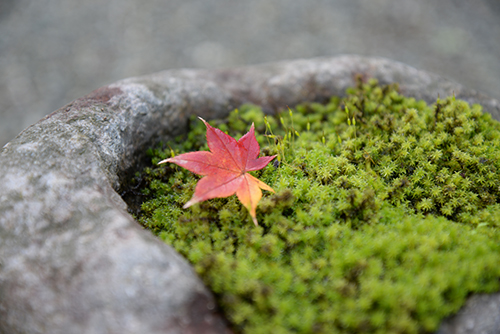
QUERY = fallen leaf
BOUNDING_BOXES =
[159,117,276,226]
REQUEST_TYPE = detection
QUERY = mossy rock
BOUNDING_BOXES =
[135,79,500,334]
[2,56,500,334]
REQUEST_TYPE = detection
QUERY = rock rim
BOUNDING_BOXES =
[0,55,499,334]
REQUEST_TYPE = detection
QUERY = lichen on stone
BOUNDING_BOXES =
[134,79,500,334]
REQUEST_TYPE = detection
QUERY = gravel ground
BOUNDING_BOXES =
[1,0,499,147]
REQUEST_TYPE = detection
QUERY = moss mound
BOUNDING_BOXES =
[134,79,500,334]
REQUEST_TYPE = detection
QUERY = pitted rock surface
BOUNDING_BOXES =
[0,56,499,333]
[437,293,500,334]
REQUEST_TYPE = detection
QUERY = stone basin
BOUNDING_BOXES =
[1,56,499,334]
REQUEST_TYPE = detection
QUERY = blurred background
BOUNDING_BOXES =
[1,0,499,147]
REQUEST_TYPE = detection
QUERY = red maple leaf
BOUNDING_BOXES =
[159,118,276,226]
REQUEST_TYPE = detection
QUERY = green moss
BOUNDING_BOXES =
[134,79,500,333]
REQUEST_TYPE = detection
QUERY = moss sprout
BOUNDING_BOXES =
[133,79,500,333]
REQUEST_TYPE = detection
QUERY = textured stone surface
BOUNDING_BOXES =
[0,56,499,333]
[2,0,500,148]
[437,293,500,334]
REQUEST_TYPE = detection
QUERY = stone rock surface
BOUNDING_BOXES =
[437,293,500,334]
[3,0,500,148]
[0,56,499,334]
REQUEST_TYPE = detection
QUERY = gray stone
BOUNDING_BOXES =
[437,293,500,334]
[0,56,499,333]
[3,0,500,149]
